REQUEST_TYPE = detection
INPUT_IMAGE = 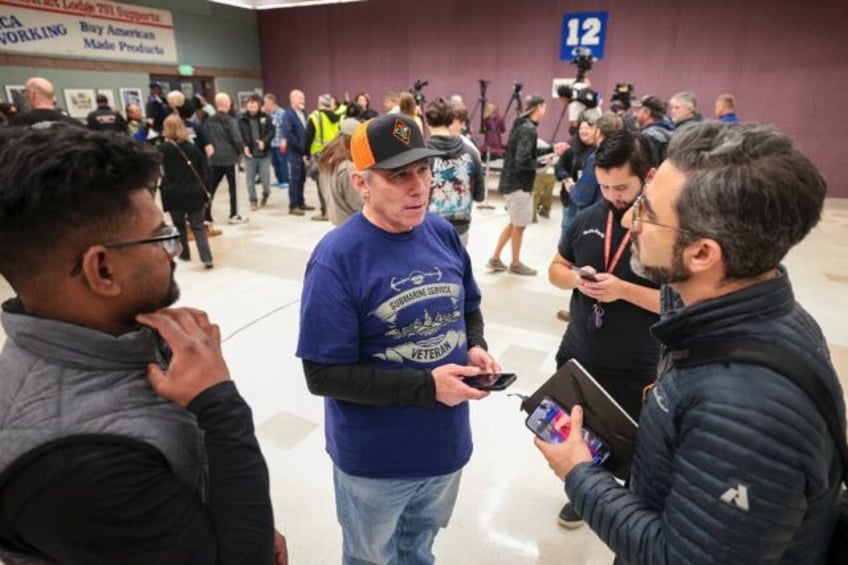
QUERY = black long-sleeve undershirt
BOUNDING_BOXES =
[303,308,488,406]
[0,382,275,565]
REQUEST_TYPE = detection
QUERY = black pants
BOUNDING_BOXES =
[171,207,213,264]
[210,165,238,220]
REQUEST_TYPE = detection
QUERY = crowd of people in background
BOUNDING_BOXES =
[0,75,744,256]
[1,71,842,565]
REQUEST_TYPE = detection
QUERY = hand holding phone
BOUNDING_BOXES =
[526,396,610,465]
[432,364,490,406]
[571,266,598,282]
[462,372,517,391]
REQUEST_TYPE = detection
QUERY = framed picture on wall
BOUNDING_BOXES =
[63,88,97,119]
[237,91,254,112]
[119,87,144,117]
[96,89,117,110]
[4,84,26,106]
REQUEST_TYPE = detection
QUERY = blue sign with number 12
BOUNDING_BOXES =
[560,12,608,61]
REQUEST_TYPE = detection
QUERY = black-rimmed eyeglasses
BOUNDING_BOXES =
[70,225,182,277]
[631,193,688,233]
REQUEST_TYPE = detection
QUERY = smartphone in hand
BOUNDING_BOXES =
[462,373,517,391]
[525,396,610,465]
[571,266,599,282]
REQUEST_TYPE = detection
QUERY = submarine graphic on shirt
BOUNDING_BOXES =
[370,267,465,364]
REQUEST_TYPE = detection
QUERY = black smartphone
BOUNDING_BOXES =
[525,396,611,465]
[571,266,598,282]
[462,372,517,391]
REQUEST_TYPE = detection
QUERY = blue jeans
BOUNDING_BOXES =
[333,466,462,565]
[270,146,289,185]
[245,154,271,205]
[559,202,578,251]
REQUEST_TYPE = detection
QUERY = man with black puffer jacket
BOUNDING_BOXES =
[535,122,844,564]
[424,97,485,245]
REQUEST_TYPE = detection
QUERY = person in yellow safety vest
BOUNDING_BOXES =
[305,94,347,221]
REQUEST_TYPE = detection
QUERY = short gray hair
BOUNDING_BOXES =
[668,122,826,279]
[670,91,697,110]
[595,112,624,139]
[166,90,185,108]
[214,92,231,109]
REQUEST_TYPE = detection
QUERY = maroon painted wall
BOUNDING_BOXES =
[260,0,848,197]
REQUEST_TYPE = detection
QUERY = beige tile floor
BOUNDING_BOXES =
[0,175,846,564]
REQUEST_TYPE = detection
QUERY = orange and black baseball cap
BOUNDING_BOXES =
[351,114,444,170]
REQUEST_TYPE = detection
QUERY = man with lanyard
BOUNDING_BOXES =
[547,129,661,528]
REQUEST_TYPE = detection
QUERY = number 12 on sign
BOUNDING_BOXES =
[560,12,608,61]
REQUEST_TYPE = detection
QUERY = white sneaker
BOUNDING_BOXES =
[228,215,248,224]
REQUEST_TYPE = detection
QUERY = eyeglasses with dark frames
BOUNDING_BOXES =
[631,193,688,233]
[70,225,181,277]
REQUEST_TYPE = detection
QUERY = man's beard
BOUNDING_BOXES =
[161,276,181,308]
[604,196,637,212]
[160,261,181,308]
[630,238,691,284]
[136,261,180,320]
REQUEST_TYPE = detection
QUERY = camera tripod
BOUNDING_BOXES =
[502,82,524,123]
[477,82,524,211]
[469,79,490,136]
[551,92,571,142]
[469,79,498,209]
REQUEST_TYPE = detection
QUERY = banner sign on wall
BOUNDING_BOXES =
[0,0,177,63]
[560,11,607,61]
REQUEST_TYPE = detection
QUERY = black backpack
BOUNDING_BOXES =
[664,338,848,563]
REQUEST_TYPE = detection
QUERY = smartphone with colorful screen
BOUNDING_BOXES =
[525,396,610,465]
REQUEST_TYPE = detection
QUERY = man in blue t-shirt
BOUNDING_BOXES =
[296,114,501,565]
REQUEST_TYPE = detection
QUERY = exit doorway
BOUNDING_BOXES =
[149,74,215,106]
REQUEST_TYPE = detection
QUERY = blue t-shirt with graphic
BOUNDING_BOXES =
[296,212,482,478]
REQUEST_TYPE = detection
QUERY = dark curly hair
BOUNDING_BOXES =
[668,122,826,279]
[0,125,161,288]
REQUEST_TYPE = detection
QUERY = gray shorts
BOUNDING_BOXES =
[504,190,532,227]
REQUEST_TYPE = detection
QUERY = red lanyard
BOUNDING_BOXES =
[604,209,631,275]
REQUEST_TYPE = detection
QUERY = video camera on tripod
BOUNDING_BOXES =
[411,79,429,105]
[570,47,596,83]
[554,47,600,111]
[610,83,635,110]
[556,83,599,110]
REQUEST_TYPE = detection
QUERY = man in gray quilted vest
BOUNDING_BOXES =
[536,122,844,563]
[0,125,287,564]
